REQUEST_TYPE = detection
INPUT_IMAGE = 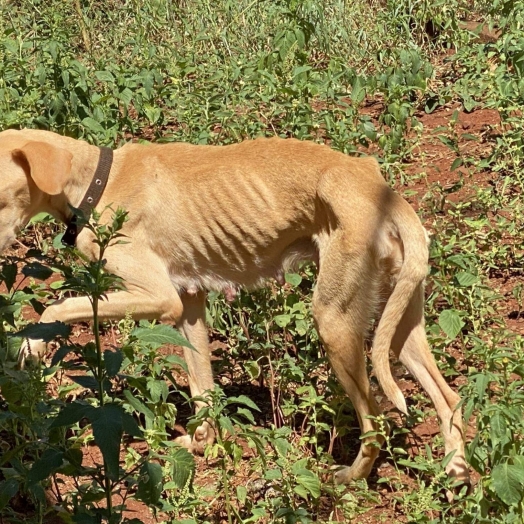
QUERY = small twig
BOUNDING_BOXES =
[73,0,92,53]
[328,426,337,455]
[52,474,64,503]
[237,308,250,341]
[14,238,29,253]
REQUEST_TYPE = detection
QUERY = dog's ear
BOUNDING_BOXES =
[14,141,73,195]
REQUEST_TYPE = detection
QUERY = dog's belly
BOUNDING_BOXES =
[168,234,318,297]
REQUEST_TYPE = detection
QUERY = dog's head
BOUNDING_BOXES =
[0,129,73,252]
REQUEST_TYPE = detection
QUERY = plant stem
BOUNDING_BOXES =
[92,255,113,519]
[73,0,92,53]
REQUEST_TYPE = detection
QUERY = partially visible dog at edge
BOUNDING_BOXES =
[0,128,470,486]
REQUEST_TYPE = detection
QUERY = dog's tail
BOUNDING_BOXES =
[371,195,429,415]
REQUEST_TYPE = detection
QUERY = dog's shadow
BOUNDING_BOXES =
[168,381,274,437]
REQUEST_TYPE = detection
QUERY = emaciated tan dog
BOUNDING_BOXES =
[0,129,469,484]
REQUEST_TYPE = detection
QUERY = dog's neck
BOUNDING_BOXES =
[62,147,113,246]
[49,144,109,224]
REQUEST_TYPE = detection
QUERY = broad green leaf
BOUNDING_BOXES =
[123,390,155,421]
[90,404,124,480]
[397,458,429,470]
[491,462,524,506]
[295,471,320,499]
[28,212,51,224]
[171,447,195,489]
[72,512,101,524]
[27,449,64,484]
[51,344,75,366]
[142,72,154,96]
[229,395,260,411]
[273,438,291,458]
[351,76,366,105]
[104,349,124,377]
[463,96,477,112]
[164,354,189,372]
[285,273,302,286]
[80,491,106,504]
[237,485,247,504]
[362,121,377,140]
[0,479,19,510]
[450,157,463,171]
[69,374,99,391]
[147,377,169,403]
[28,482,46,505]
[1,264,17,291]
[132,324,194,350]
[274,314,291,328]
[292,65,311,77]
[14,321,71,342]
[446,255,468,269]
[514,456,524,469]
[438,309,464,339]
[455,272,478,287]
[264,468,283,480]
[82,117,105,134]
[244,360,260,380]
[294,484,309,500]
[144,105,162,124]
[290,458,309,473]
[490,413,508,442]
[95,70,115,82]
[118,87,133,106]
[295,318,308,336]
[469,374,488,402]
[136,461,163,505]
[50,279,65,289]
[51,401,93,428]
[236,407,255,424]
[122,412,143,438]
[294,29,306,50]
[63,447,84,471]
[219,415,235,436]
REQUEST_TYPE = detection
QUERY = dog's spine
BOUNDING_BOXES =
[371,197,429,415]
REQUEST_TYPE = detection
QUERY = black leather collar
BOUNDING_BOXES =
[62,146,113,246]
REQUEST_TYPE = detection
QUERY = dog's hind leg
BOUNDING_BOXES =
[313,232,383,483]
[174,290,216,454]
[392,284,469,484]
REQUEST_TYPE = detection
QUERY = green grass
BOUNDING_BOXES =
[1,0,524,522]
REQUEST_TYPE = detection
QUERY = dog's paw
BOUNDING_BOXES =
[332,465,352,485]
[331,461,372,484]
[17,338,47,368]
[175,422,215,454]
[175,434,200,454]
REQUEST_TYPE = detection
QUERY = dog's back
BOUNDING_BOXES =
[108,137,395,294]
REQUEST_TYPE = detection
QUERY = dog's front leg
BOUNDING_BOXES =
[174,290,216,454]
[19,285,184,365]
[18,263,216,455]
